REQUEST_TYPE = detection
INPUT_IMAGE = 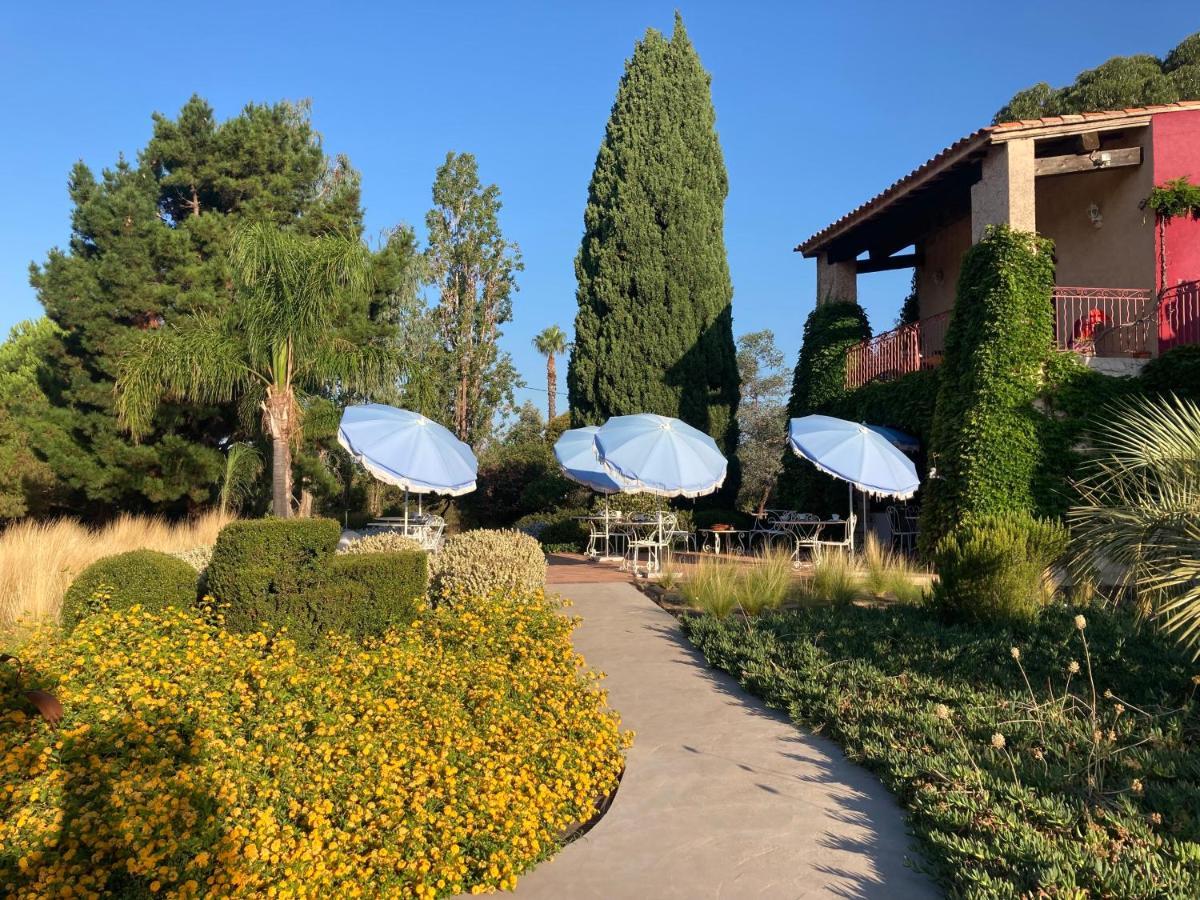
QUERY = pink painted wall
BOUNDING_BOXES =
[1151,110,1200,351]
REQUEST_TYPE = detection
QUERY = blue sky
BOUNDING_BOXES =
[1,2,1195,410]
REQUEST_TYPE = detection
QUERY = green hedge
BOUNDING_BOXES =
[206,518,341,614]
[319,551,427,640]
[776,301,871,512]
[204,518,433,646]
[921,226,1055,553]
[61,550,199,631]
[1141,345,1200,403]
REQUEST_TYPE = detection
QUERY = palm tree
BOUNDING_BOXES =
[1068,393,1200,657]
[532,325,568,421]
[117,221,390,517]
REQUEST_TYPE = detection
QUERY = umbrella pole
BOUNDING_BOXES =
[848,483,855,554]
[604,495,611,559]
[862,490,868,553]
[404,490,409,534]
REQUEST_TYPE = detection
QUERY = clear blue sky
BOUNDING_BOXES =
[1,2,1195,409]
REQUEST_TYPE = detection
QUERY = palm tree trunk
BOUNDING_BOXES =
[263,386,295,518]
[271,436,293,517]
[547,354,557,421]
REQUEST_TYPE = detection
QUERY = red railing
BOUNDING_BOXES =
[846,285,1200,390]
[1159,280,1200,353]
[1051,286,1155,357]
[845,312,949,390]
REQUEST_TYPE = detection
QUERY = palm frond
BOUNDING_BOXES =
[1068,393,1200,657]
[300,337,397,398]
[115,316,258,439]
[219,443,264,514]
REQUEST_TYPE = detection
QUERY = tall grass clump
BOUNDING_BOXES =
[0,511,232,632]
[861,534,926,604]
[735,549,794,614]
[805,548,860,605]
[680,556,739,618]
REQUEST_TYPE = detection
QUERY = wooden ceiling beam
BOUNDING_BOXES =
[1034,146,1141,177]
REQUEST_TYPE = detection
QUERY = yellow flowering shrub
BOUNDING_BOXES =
[0,593,629,898]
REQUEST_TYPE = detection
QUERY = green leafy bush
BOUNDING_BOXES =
[322,551,428,640]
[338,531,425,555]
[61,549,199,630]
[931,511,1067,624]
[921,226,1055,553]
[1140,345,1200,404]
[458,442,583,528]
[431,529,546,599]
[206,517,341,614]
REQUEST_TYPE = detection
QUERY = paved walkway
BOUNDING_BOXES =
[514,582,936,900]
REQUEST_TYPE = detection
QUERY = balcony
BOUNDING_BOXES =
[844,284,1199,390]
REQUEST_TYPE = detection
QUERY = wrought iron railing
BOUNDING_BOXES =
[843,284,1200,390]
[1051,286,1155,357]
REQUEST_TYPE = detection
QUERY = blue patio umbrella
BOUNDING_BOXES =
[787,415,920,552]
[867,425,920,454]
[337,404,477,526]
[594,414,727,498]
[553,426,623,494]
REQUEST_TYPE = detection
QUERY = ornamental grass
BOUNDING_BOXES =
[0,511,232,634]
[0,592,630,898]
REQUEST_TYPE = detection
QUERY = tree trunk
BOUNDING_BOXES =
[546,354,557,421]
[263,386,295,518]
[270,435,292,518]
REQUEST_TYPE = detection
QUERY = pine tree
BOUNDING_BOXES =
[568,14,740,495]
[27,96,368,516]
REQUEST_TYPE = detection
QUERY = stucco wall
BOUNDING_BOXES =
[915,214,971,320]
[1152,110,1200,292]
[1034,127,1155,290]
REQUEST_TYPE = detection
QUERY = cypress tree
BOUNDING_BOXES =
[568,14,740,494]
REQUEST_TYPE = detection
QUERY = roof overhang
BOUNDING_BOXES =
[795,101,1200,261]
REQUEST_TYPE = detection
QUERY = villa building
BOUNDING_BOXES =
[796,101,1200,387]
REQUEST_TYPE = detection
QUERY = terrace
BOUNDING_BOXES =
[846,283,1200,389]
[795,102,1200,390]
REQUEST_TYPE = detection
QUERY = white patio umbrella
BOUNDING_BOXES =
[787,415,920,552]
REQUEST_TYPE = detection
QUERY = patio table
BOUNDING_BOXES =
[698,528,750,556]
[616,516,671,577]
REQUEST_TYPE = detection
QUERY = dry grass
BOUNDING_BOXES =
[680,550,799,618]
[0,511,232,635]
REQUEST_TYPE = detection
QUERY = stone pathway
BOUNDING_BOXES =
[513,582,937,900]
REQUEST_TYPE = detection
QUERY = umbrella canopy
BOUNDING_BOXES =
[867,425,920,454]
[553,426,624,494]
[595,414,727,498]
[337,404,477,496]
[787,415,919,499]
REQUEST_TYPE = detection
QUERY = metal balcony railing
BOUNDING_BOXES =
[844,284,1200,390]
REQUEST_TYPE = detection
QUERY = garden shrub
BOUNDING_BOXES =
[534,516,589,552]
[921,226,1055,553]
[776,301,871,512]
[337,531,424,555]
[457,441,583,528]
[323,551,428,639]
[930,510,1067,624]
[0,597,630,897]
[683,602,1199,898]
[431,529,546,599]
[1140,344,1200,403]
[60,549,198,630]
[205,517,341,630]
[170,546,213,573]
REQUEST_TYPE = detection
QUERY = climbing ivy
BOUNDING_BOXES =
[919,226,1055,554]
[774,301,870,512]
